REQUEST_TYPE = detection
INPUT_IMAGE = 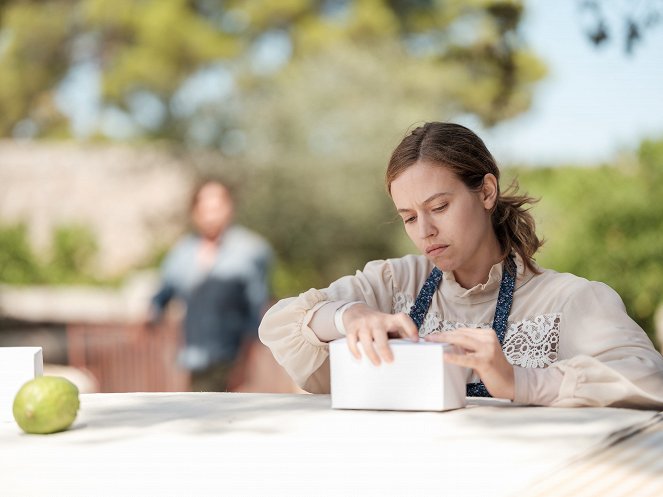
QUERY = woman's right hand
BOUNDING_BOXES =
[342,304,419,366]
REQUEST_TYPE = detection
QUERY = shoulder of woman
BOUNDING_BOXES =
[351,255,431,283]
[361,253,427,270]
[533,269,624,310]
[378,254,433,285]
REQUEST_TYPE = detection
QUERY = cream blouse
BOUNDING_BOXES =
[259,254,663,408]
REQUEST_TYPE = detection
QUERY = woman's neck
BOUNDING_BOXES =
[453,237,504,289]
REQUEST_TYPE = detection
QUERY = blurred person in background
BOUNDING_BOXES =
[149,179,273,392]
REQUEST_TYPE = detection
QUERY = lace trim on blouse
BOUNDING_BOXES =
[393,292,560,368]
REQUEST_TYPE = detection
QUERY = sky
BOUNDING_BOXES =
[477,0,663,166]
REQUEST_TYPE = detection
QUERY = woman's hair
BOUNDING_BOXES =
[386,122,543,274]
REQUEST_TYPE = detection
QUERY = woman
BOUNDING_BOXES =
[259,122,663,408]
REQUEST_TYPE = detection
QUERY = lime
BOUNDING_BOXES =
[13,376,80,434]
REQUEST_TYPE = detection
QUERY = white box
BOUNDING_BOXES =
[330,338,470,411]
[0,347,44,422]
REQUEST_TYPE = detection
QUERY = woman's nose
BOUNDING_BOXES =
[418,215,437,239]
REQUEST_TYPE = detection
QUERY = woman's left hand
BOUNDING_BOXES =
[425,328,515,400]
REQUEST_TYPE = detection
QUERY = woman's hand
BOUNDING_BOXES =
[425,328,515,400]
[342,304,419,366]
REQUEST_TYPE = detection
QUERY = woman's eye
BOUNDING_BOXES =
[432,204,447,212]
[403,216,416,224]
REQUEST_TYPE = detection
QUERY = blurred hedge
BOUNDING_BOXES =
[0,223,99,285]
[510,138,663,343]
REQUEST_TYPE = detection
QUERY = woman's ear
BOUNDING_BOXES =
[481,174,498,209]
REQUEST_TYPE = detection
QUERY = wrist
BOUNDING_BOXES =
[333,301,363,336]
[500,365,516,401]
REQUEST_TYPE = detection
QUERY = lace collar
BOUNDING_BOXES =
[440,253,530,303]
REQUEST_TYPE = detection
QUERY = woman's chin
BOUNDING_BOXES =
[427,254,454,272]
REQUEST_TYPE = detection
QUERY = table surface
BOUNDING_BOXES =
[1,393,662,497]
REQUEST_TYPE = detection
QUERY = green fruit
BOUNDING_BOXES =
[13,376,80,434]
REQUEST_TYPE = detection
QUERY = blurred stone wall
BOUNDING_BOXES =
[0,140,195,277]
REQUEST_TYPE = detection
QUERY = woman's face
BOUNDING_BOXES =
[390,161,497,274]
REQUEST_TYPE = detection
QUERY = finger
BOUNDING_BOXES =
[425,332,482,352]
[452,327,498,343]
[394,313,419,341]
[359,333,382,366]
[443,351,478,370]
[346,332,361,360]
[424,333,446,343]
[372,331,394,363]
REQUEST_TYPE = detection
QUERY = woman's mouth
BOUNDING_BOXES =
[426,244,448,256]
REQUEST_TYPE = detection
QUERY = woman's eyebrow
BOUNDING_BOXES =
[423,192,451,204]
[396,192,451,213]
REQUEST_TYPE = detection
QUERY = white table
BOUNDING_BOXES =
[1,393,662,496]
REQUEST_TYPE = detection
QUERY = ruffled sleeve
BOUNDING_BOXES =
[258,259,396,393]
[514,280,663,408]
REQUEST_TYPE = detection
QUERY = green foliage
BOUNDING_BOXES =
[208,23,541,293]
[49,224,98,282]
[0,224,42,284]
[229,147,405,293]
[84,0,238,100]
[0,223,99,285]
[0,1,72,136]
[0,0,546,291]
[0,0,544,139]
[513,139,663,342]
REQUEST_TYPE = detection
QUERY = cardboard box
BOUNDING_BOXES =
[0,347,43,422]
[330,338,470,411]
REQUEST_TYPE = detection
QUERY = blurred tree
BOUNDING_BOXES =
[0,224,42,284]
[579,0,662,54]
[513,137,663,343]
[0,0,545,139]
[0,0,546,294]
[0,1,73,137]
[0,0,239,138]
[0,223,99,285]
[222,30,543,292]
[49,224,98,282]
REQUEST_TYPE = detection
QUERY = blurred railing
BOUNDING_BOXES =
[2,282,301,393]
[67,320,190,393]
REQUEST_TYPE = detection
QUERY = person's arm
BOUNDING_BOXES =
[149,284,176,324]
[513,281,663,408]
[147,240,186,325]
[258,259,397,393]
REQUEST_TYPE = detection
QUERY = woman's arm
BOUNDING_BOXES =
[258,259,398,393]
[513,281,663,408]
